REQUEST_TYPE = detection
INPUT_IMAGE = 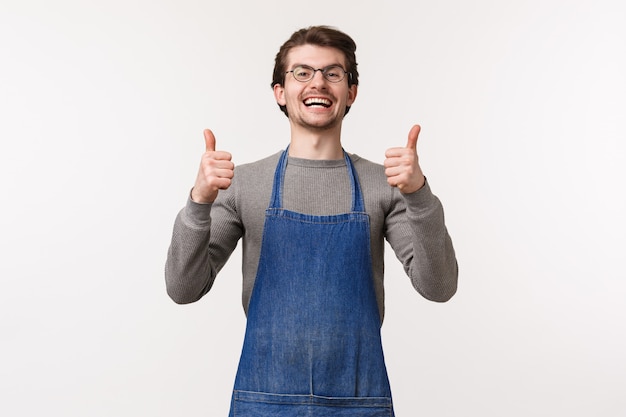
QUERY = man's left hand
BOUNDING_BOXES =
[384,124,426,194]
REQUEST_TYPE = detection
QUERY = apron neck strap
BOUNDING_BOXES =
[269,147,365,212]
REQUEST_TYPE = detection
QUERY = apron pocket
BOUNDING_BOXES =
[232,390,393,417]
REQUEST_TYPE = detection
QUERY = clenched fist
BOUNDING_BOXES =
[191,129,234,204]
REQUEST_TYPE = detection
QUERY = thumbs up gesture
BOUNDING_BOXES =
[191,129,234,203]
[384,124,425,194]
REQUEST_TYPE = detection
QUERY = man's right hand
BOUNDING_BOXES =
[190,129,234,204]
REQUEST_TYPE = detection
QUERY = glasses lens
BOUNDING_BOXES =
[292,66,313,82]
[323,66,345,82]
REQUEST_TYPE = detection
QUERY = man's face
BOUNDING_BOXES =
[274,44,357,131]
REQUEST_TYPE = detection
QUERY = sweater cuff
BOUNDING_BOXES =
[181,189,213,229]
[401,178,437,211]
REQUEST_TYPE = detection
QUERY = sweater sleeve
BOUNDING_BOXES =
[164,186,243,304]
[384,180,458,302]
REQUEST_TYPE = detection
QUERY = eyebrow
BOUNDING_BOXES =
[290,63,345,69]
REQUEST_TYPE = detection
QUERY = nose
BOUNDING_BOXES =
[309,69,328,87]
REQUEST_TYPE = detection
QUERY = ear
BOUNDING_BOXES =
[346,84,358,106]
[273,84,286,106]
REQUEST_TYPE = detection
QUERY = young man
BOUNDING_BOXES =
[166,25,458,416]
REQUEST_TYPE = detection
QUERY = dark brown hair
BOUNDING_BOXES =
[271,25,359,117]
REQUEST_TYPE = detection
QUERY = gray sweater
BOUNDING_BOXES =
[165,151,458,320]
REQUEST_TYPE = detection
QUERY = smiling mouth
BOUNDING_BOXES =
[304,97,332,108]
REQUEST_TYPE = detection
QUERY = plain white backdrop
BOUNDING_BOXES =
[1,0,625,415]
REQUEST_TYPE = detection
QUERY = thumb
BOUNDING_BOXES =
[203,129,216,152]
[406,124,421,150]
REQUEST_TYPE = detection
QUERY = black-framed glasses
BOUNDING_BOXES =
[286,65,349,83]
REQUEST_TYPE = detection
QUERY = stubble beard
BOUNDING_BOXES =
[292,107,344,133]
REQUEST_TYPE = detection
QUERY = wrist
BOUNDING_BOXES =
[190,187,216,204]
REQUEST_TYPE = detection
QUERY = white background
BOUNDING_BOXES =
[1,0,625,416]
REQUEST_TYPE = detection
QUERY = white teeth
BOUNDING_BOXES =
[304,98,331,106]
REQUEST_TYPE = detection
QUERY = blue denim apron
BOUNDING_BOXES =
[229,149,394,416]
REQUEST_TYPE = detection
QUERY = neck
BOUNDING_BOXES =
[287,125,344,160]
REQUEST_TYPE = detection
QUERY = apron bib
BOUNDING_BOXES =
[229,149,394,416]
